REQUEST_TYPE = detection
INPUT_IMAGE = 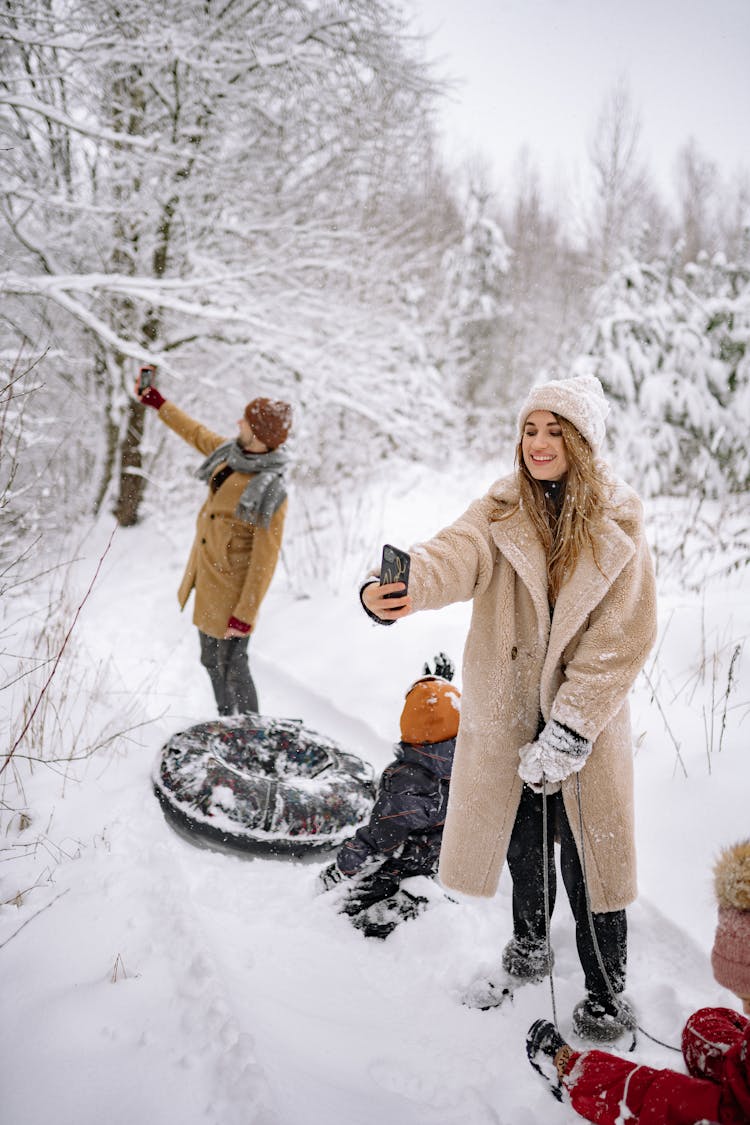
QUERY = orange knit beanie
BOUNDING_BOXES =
[400,677,461,745]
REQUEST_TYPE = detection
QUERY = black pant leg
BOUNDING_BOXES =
[378,835,441,883]
[199,632,259,715]
[199,631,230,714]
[556,793,627,1001]
[224,635,258,714]
[506,784,557,947]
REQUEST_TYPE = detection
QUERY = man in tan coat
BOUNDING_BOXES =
[136,376,291,716]
[363,374,658,1042]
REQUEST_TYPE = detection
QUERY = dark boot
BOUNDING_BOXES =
[350,889,429,939]
[501,935,554,982]
[526,1018,571,1101]
[571,993,636,1042]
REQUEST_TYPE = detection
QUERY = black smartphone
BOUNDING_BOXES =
[380,544,410,599]
[139,364,155,390]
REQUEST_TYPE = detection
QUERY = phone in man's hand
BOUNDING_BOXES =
[379,544,410,599]
[139,364,156,390]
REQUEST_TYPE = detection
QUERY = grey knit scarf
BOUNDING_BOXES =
[196,442,289,529]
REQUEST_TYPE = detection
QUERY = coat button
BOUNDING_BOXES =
[210,513,215,519]
[510,646,518,660]
[201,537,206,544]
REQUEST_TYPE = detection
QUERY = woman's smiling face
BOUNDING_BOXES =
[521,410,569,481]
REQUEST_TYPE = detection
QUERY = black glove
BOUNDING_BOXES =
[316,861,346,893]
[423,652,454,682]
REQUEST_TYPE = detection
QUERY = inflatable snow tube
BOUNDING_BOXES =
[153,714,376,856]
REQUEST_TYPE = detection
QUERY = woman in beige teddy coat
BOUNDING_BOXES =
[362,374,658,1041]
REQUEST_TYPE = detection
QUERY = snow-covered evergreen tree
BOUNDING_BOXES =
[572,251,750,497]
[427,184,511,442]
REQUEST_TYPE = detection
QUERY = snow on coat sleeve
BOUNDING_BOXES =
[550,501,658,744]
[407,496,496,613]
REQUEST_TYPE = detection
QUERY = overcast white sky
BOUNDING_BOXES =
[407,0,750,206]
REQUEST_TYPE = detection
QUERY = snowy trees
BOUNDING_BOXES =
[1,2,747,558]
[674,140,750,267]
[0,0,452,526]
[676,140,720,266]
[0,356,40,576]
[585,79,652,277]
[433,183,511,422]
[572,252,750,497]
[578,83,748,277]
[501,150,591,400]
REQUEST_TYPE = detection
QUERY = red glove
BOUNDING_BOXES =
[227,616,252,635]
[140,386,165,409]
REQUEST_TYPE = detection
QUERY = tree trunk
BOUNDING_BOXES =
[112,399,147,526]
[92,411,120,517]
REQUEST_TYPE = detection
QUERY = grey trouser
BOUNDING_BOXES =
[198,631,259,716]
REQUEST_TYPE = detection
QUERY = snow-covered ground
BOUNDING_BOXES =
[1,467,747,1125]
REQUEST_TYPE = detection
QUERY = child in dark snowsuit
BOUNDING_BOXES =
[526,839,750,1124]
[318,654,460,938]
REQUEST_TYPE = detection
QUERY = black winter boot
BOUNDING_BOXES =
[501,935,553,982]
[571,993,636,1042]
[526,1019,571,1102]
[350,889,429,939]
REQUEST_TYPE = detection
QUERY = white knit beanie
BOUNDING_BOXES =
[517,374,610,455]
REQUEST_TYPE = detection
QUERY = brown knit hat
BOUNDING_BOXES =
[711,840,750,998]
[244,398,292,450]
[400,677,461,745]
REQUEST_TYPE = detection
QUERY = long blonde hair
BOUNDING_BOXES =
[498,415,608,604]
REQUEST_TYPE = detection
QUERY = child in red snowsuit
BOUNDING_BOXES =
[526,839,750,1124]
[557,1006,749,1124]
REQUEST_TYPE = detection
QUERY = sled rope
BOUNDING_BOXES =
[541,776,560,1031]
[572,774,681,1055]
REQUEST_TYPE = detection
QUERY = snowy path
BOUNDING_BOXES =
[1,513,746,1125]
